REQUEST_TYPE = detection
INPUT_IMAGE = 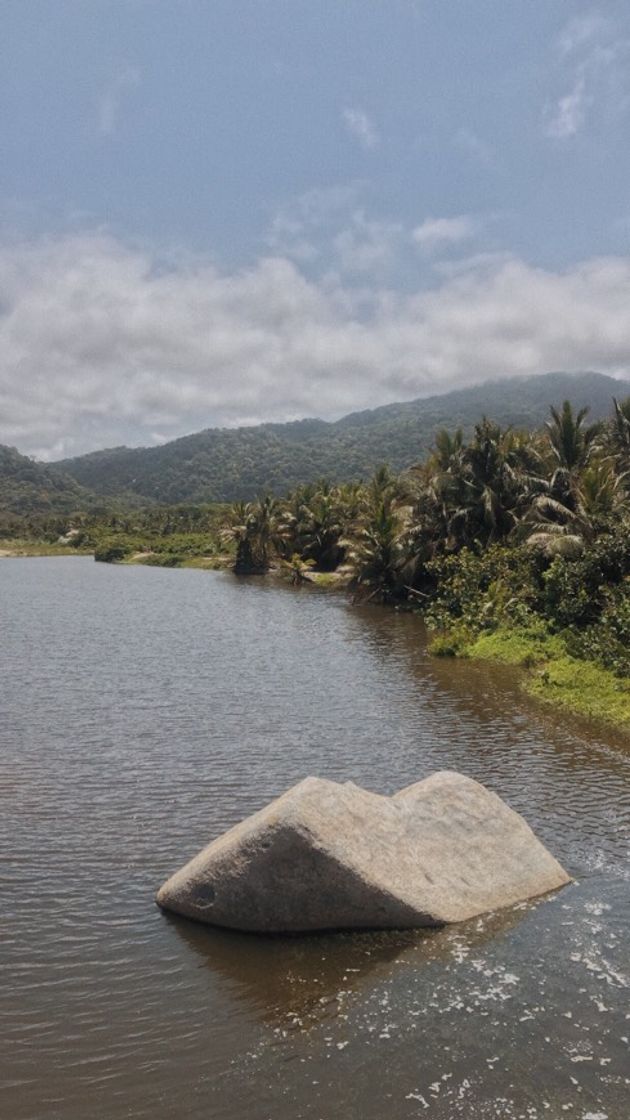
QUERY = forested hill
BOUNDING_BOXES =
[53,370,630,504]
[0,444,95,516]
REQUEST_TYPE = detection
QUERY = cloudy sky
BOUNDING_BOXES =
[3,2,630,458]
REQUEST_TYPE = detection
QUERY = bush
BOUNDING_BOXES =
[94,541,133,563]
[541,527,630,630]
[424,544,544,635]
[138,553,183,567]
[563,583,630,676]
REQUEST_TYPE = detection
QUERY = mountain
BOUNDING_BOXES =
[0,444,96,517]
[48,370,630,504]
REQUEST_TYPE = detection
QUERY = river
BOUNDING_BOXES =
[1,558,629,1119]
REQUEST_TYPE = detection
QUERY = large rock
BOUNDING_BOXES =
[156,772,571,933]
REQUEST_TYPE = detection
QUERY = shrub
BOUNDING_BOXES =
[94,541,133,563]
[138,553,183,568]
[424,544,543,635]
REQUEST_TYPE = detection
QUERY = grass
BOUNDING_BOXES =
[125,552,231,570]
[308,570,350,588]
[0,538,91,557]
[465,628,566,668]
[430,624,630,730]
[180,555,232,570]
[527,655,630,728]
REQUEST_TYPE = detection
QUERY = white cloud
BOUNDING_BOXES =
[333,211,404,274]
[265,184,361,261]
[412,215,477,253]
[98,66,141,136]
[559,13,609,57]
[545,14,629,139]
[1,233,630,459]
[266,189,405,279]
[546,78,589,139]
[342,107,379,150]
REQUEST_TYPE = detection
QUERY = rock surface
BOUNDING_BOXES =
[156,772,571,932]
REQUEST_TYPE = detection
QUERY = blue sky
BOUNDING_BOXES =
[2,1,630,457]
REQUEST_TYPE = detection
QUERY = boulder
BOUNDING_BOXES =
[156,771,571,933]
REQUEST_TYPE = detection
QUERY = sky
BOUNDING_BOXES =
[3,1,630,459]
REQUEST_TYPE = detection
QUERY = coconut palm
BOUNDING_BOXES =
[297,487,347,570]
[546,400,601,472]
[603,396,630,474]
[221,495,283,573]
[344,493,405,603]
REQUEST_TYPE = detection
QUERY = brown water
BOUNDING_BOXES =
[1,558,629,1120]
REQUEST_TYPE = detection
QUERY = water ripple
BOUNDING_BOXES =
[1,559,629,1119]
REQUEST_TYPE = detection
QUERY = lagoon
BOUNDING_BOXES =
[1,558,629,1119]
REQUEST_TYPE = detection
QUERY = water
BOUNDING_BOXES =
[1,558,629,1120]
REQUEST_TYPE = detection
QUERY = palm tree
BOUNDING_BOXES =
[518,459,628,558]
[344,492,405,603]
[275,481,347,570]
[221,495,283,574]
[603,396,630,475]
[546,400,601,472]
[519,494,590,558]
[299,488,347,570]
[432,427,464,472]
[579,462,629,525]
[439,419,539,548]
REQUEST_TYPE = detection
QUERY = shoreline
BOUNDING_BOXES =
[4,543,629,733]
[431,625,630,732]
[0,542,92,558]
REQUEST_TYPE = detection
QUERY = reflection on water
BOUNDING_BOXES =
[1,559,629,1119]
[165,901,531,1029]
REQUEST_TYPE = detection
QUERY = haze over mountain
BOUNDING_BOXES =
[48,371,630,506]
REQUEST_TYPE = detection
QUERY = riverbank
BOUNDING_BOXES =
[0,538,91,557]
[123,551,229,570]
[430,624,630,729]
[5,540,629,731]
[122,552,351,585]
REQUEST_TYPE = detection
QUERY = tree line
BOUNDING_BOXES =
[222,397,630,678]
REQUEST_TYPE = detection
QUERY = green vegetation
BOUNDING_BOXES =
[433,626,630,728]
[0,537,91,557]
[3,375,630,730]
[0,444,96,518]
[219,393,630,729]
[1,504,230,567]
[52,372,628,504]
[87,508,231,567]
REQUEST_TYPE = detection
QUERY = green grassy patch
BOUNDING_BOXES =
[308,570,350,588]
[116,551,231,571]
[179,555,232,570]
[528,655,630,728]
[465,628,566,668]
[131,553,230,570]
[0,538,91,557]
[430,624,630,730]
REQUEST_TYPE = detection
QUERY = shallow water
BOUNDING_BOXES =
[1,558,629,1120]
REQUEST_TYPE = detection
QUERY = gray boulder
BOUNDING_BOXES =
[156,772,571,933]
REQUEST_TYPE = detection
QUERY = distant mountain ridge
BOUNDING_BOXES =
[2,371,629,515]
[52,372,630,504]
[0,443,94,516]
